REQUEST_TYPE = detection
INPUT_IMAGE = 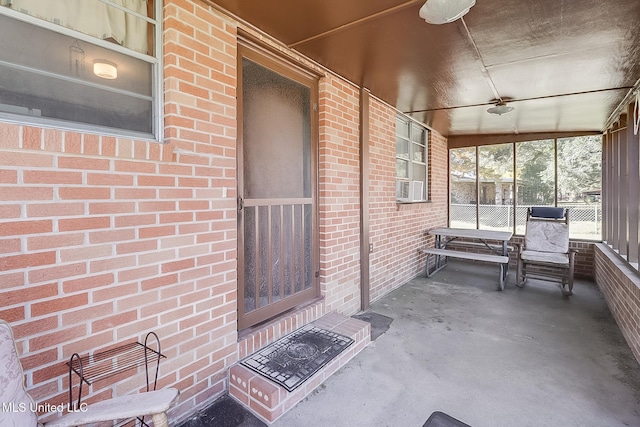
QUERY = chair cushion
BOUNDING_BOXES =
[521,250,569,265]
[0,320,38,427]
[525,220,569,253]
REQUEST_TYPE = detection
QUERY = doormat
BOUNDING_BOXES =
[422,411,471,427]
[352,312,393,341]
[240,325,354,392]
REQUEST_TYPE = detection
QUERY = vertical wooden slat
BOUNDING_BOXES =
[512,141,517,234]
[475,146,480,229]
[301,203,305,291]
[612,130,620,249]
[606,131,614,244]
[254,207,261,308]
[553,138,558,206]
[280,204,285,299]
[291,204,296,293]
[628,103,640,264]
[619,118,628,257]
[267,206,273,304]
[601,132,608,243]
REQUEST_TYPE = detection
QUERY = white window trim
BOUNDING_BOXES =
[396,114,429,203]
[0,1,163,141]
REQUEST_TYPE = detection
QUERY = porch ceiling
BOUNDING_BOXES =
[207,0,640,137]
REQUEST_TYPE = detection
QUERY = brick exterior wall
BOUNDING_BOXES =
[368,98,448,302]
[2,1,621,425]
[594,244,640,363]
[0,1,451,425]
[318,75,362,316]
[0,2,239,423]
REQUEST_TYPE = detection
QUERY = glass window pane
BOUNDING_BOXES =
[396,137,409,159]
[396,158,408,179]
[412,142,424,163]
[558,136,602,240]
[478,144,514,231]
[450,147,477,229]
[412,163,426,183]
[515,140,555,234]
[0,4,156,135]
[396,117,409,138]
[242,58,311,199]
[3,0,153,54]
[411,124,424,143]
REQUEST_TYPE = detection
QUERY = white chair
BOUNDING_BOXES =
[516,207,577,296]
[0,319,179,427]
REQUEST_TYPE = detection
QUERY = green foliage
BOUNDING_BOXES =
[557,136,602,200]
[450,136,602,204]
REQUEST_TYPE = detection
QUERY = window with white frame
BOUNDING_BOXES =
[0,0,162,138]
[396,115,428,202]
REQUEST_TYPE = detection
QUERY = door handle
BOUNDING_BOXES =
[237,196,243,211]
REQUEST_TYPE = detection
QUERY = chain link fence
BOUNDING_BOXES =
[450,203,601,240]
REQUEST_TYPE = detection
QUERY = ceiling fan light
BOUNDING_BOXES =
[419,0,476,25]
[487,102,515,116]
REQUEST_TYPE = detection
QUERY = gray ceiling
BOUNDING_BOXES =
[208,0,640,137]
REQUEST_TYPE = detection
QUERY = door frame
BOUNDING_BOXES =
[236,34,321,331]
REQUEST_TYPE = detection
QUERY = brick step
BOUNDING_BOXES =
[229,312,371,423]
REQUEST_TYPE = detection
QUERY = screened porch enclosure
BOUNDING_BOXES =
[449,135,603,240]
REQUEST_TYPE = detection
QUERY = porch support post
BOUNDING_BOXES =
[359,88,370,311]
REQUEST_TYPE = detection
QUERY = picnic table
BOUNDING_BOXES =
[423,227,513,290]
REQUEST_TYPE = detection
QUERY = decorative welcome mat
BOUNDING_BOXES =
[240,325,354,392]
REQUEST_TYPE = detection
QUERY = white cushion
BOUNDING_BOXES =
[521,249,569,265]
[525,220,569,254]
[0,320,38,427]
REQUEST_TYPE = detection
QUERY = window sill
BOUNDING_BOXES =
[396,200,431,211]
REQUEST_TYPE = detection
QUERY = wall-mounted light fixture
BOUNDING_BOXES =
[93,60,118,80]
[419,0,476,25]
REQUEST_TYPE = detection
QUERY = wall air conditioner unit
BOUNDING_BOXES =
[397,180,410,202]
[397,180,423,202]
[409,180,424,201]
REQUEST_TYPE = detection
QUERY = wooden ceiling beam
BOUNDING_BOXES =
[288,0,423,47]
[448,131,602,148]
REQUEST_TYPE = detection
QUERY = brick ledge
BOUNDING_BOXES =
[230,312,371,423]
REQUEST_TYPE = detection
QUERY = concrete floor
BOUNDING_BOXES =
[270,260,640,427]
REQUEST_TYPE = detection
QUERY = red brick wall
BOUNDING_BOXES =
[368,98,448,302]
[0,1,239,423]
[0,1,450,425]
[318,75,362,315]
[594,244,640,363]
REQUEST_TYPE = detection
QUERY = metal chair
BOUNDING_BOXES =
[0,319,179,427]
[516,207,577,296]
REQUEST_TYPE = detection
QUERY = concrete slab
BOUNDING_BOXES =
[272,260,640,427]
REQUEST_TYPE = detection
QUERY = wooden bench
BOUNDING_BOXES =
[422,247,509,290]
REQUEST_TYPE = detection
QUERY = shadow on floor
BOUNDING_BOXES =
[177,395,266,427]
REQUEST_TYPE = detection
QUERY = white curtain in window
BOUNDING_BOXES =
[1,0,148,53]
